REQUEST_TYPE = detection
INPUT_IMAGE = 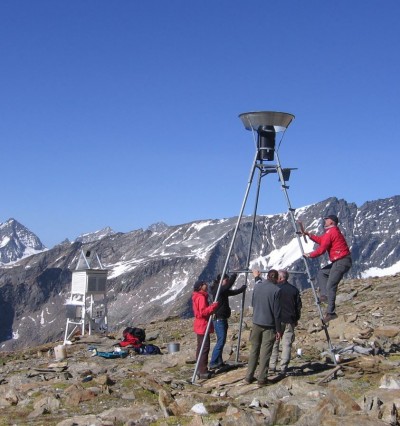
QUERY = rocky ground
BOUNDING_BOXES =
[1,274,400,425]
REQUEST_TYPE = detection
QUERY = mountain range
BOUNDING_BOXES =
[1,195,400,351]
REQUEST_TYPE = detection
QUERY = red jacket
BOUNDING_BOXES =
[119,332,141,348]
[309,225,350,262]
[192,290,218,335]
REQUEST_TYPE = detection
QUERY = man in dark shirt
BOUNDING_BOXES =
[269,270,302,376]
[245,269,282,386]
[209,273,246,370]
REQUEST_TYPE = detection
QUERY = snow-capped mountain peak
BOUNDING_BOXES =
[0,218,47,265]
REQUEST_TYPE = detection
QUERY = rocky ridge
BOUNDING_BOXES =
[1,274,400,425]
[2,195,400,351]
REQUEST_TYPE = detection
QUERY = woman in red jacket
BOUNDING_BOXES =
[192,280,219,379]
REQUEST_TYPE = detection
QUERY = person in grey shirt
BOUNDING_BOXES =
[245,269,282,386]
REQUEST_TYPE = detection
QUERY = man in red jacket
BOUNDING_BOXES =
[300,215,352,323]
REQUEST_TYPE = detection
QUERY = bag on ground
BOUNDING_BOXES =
[119,327,145,348]
[134,344,162,355]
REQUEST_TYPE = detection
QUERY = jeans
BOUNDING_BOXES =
[210,319,228,368]
[317,255,352,314]
[246,323,276,383]
[270,322,295,373]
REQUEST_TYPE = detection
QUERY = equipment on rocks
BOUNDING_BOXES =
[54,344,67,361]
[167,342,180,353]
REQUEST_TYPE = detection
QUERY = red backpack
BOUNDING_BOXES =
[119,327,145,348]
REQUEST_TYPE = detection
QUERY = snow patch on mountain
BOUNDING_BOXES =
[108,259,143,279]
[150,276,188,304]
[361,260,400,278]
[0,236,11,248]
[266,237,304,269]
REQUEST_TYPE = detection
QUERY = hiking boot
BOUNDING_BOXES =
[209,362,224,370]
[257,379,268,386]
[244,376,256,384]
[197,371,214,380]
[323,313,338,323]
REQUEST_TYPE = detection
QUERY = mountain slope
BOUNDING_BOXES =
[1,195,400,350]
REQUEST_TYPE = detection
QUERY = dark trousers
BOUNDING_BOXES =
[317,255,352,314]
[196,333,211,374]
[246,323,276,383]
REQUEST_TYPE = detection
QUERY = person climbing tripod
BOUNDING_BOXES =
[298,214,352,323]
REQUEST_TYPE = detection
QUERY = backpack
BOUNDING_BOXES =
[134,344,162,355]
[131,327,146,343]
[122,327,146,344]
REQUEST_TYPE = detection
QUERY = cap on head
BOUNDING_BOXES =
[324,214,339,224]
[194,280,205,291]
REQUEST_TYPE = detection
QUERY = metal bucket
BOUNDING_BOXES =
[167,342,180,353]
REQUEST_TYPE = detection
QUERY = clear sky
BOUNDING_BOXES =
[1,1,399,248]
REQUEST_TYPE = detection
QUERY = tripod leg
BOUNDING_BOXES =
[191,152,259,383]
[235,165,263,362]
[275,151,337,365]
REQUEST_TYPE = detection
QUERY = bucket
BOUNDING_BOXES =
[54,344,67,361]
[167,342,180,353]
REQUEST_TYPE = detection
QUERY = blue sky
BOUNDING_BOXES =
[1,1,399,248]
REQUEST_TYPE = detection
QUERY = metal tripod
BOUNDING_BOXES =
[190,111,336,384]
[232,148,337,366]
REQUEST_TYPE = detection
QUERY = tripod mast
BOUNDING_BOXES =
[234,111,337,365]
[191,111,337,384]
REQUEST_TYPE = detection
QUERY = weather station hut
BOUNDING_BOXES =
[64,249,108,344]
